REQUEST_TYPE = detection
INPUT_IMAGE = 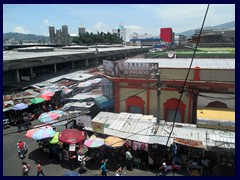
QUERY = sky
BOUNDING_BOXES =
[3,4,235,40]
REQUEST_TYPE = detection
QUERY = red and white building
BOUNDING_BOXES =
[101,58,235,124]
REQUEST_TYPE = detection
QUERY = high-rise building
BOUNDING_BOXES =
[112,24,126,43]
[49,26,55,44]
[48,25,70,45]
[78,25,86,35]
[62,25,70,45]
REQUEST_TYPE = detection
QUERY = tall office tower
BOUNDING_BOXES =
[49,26,56,44]
[62,25,70,45]
[112,24,126,43]
[78,25,86,35]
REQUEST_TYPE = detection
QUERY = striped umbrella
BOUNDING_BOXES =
[32,126,56,141]
[84,135,104,148]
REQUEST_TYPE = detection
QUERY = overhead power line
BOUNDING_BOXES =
[165,4,210,146]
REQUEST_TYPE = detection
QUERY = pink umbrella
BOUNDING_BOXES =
[39,88,55,97]
[25,128,39,139]
[84,135,104,148]
[38,94,51,101]
[38,110,65,123]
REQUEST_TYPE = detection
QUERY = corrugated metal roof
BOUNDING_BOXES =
[86,112,235,149]
[125,58,235,69]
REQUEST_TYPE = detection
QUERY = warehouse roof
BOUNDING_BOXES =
[125,58,235,69]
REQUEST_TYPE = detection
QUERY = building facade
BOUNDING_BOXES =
[78,25,86,35]
[102,58,235,124]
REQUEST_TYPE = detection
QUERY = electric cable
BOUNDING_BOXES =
[165,4,210,146]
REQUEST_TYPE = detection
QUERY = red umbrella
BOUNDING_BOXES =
[58,129,86,144]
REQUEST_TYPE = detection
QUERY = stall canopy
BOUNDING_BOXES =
[94,95,114,109]
[59,129,86,144]
[173,138,204,149]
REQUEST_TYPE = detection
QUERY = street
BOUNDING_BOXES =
[3,120,160,176]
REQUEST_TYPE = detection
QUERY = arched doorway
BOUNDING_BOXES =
[164,98,186,123]
[125,96,145,114]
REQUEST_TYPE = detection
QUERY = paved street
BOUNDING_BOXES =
[3,120,186,176]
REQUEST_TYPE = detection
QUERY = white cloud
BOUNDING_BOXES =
[93,21,110,33]
[125,25,143,33]
[42,19,51,26]
[14,26,30,34]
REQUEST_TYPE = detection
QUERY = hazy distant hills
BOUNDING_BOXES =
[177,21,235,37]
[3,32,49,43]
[3,21,235,43]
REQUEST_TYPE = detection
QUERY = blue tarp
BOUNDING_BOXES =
[94,96,114,109]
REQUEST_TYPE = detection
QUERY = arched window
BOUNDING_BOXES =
[125,96,145,114]
[164,98,186,123]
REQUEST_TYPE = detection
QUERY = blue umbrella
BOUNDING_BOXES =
[12,103,28,110]
[32,126,56,141]
[63,171,80,176]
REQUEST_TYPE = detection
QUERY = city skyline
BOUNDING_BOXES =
[3,4,235,40]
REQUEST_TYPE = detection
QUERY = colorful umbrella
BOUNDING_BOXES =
[38,94,51,101]
[31,97,45,104]
[59,129,86,144]
[84,135,104,148]
[38,110,65,123]
[49,132,60,144]
[12,103,28,110]
[32,126,56,141]
[25,128,39,139]
[104,136,125,148]
[39,88,55,97]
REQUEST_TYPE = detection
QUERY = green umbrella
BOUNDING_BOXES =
[31,97,45,104]
[49,132,60,144]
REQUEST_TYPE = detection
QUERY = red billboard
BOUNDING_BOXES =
[160,28,173,43]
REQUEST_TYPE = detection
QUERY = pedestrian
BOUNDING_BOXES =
[69,151,77,170]
[156,159,168,176]
[116,165,123,176]
[17,140,26,159]
[99,159,108,176]
[22,161,29,176]
[78,152,86,173]
[36,160,45,176]
[125,149,133,170]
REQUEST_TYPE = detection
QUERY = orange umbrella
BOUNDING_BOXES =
[104,136,125,148]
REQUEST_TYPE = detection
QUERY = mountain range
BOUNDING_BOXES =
[176,21,235,37]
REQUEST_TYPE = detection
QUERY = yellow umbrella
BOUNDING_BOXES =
[104,136,125,148]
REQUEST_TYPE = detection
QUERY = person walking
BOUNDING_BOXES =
[99,159,108,176]
[36,160,45,176]
[125,149,133,170]
[22,161,29,176]
[17,140,26,159]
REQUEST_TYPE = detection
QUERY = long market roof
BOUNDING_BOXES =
[85,111,235,149]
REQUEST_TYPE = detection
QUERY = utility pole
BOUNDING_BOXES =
[154,70,161,134]
[156,70,161,124]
